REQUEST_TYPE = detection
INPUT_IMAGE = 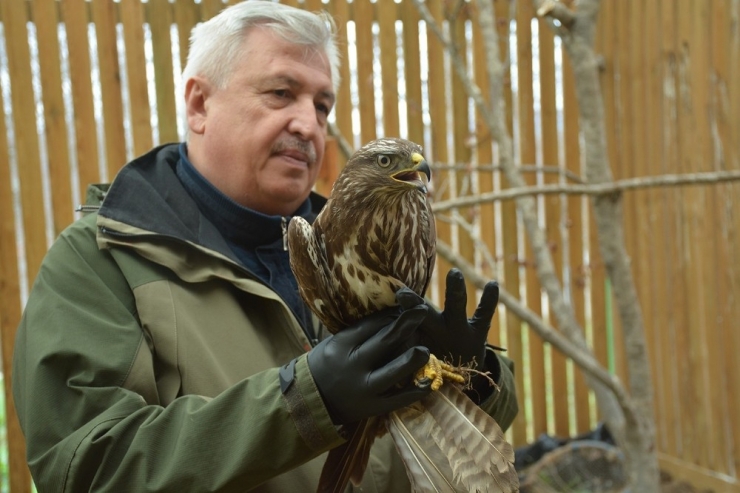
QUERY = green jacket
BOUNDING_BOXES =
[13,144,518,492]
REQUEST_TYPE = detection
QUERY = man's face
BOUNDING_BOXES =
[186,27,335,216]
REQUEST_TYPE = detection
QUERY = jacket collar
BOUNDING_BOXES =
[176,143,313,250]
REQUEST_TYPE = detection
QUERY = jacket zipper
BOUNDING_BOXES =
[281,217,288,251]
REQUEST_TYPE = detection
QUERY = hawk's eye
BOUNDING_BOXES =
[377,155,392,167]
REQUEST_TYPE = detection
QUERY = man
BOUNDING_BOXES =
[12,1,518,491]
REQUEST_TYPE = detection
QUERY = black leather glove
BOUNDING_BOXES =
[396,268,499,369]
[396,269,501,404]
[307,306,432,425]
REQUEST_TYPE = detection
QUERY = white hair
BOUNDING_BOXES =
[182,1,340,91]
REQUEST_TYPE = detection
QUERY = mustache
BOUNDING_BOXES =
[272,137,317,165]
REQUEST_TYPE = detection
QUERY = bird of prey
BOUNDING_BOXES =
[288,137,518,493]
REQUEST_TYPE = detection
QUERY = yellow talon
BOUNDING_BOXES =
[414,354,466,391]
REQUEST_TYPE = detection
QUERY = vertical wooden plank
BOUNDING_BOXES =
[450,7,475,313]
[174,0,200,70]
[688,0,715,470]
[659,0,684,459]
[32,0,74,233]
[561,41,589,434]
[705,2,735,475]
[120,0,153,156]
[537,15,568,438]
[468,4,493,336]
[329,0,353,158]
[675,0,702,466]
[724,191,740,477]
[516,0,546,438]
[401,0,423,147]
[704,0,732,475]
[303,0,323,13]
[148,0,178,144]
[689,0,718,471]
[201,0,224,21]
[644,0,672,457]
[353,0,377,143]
[377,0,399,137]
[712,0,735,171]
[0,44,32,493]
[496,2,514,133]
[92,0,127,178]
[1,0,47,283]
[315,137,339,197]
[426,0,452,303]
[482,0,525,446]
[718,0,740,477]
[732,0,740,169]
[1,1,40,489]
[61,0,100,200]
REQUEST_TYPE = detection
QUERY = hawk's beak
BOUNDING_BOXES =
[392,153,431,192]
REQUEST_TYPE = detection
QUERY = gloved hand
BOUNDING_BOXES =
[396,268,499,370]
[307,306,432,425]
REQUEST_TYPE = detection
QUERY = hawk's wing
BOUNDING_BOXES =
[420,199,436,298]
[287,216,347,333]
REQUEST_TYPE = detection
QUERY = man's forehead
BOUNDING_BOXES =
[240,30,333,92]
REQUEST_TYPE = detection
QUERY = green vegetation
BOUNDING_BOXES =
[1,372,9,492]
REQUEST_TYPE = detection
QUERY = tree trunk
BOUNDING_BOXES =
[548,0,660,489]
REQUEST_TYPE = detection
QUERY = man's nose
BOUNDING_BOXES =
[287,98,321,139]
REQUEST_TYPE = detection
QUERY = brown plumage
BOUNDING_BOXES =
[288,138,518,493]
[289,138,435,333]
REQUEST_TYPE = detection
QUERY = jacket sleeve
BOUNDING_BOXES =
[478,349,519,431]
[12,218,343,493]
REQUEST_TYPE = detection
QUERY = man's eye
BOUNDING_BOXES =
[316,103,330,115]
[273,89,289,98]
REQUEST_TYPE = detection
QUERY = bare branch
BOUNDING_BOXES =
[432,169,740,211]
[435,239,638,420]
[433,163,585,183]
[328,121,354,161]
[446,0,467,22]
[435,212,500,275]
[536,0,577,28]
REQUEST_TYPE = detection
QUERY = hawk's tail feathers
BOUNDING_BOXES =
[424,385,519,493]
[386,406,464,493]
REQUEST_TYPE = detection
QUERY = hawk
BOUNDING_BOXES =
[288,138,518,493]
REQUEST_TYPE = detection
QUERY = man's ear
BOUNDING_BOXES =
[185,77,211,135]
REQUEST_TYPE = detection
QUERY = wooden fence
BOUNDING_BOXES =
[0,0,738,491]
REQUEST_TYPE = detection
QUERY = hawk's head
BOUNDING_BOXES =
[340,138,431,195]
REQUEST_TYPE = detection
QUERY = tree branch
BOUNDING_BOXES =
[536,0,577,28]
[432,169,740,212]
[328,121,354,161]
[435,211,500,275]
[432,162,585,183]
[435,239,637,416]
